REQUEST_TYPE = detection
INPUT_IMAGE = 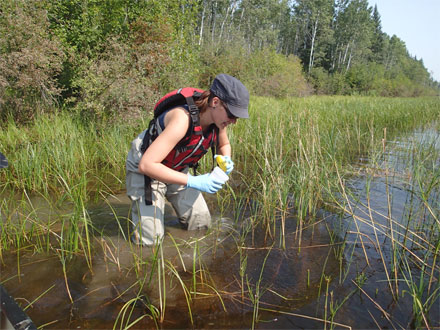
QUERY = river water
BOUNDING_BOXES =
[1,127,439,329]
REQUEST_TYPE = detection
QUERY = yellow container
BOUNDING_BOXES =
[215,155,227,172]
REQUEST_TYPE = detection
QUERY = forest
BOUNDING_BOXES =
[1,0,439,124]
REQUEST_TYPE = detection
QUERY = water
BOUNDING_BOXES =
[1,191,343,328]
[321,125,440,328]
[1,126,439,329]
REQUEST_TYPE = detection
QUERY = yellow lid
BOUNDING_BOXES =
[215,155,227,172]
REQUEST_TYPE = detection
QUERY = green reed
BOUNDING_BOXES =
[222,96,440,246]
[247,246,272,330]
[0,112,134,198]
[114,296,158,330]
[399,252,439,329]
[113,266,160,330]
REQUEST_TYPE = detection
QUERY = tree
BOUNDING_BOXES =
[370,4,385,62]
[235,0,286,51]
[293,0,333,73]
[330,0,373,72]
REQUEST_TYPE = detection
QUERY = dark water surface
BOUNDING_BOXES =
[1,127,439,329]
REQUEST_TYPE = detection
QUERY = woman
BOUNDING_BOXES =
[126,74,249,246]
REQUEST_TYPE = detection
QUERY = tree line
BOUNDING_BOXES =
[1,0,438,123]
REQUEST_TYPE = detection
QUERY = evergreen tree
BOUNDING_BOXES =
[370,4,385,62]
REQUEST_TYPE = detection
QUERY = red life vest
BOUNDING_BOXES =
[161,123,217,171]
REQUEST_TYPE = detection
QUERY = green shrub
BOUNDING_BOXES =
[198,39,249,88]
[0,0,65,124]
[346,63,384,93]
[199,44,311,97]
[72,19,176,121]
[245,51,312,97]
[309,68,349,95]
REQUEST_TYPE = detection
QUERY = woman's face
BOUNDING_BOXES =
[212,97,237,129]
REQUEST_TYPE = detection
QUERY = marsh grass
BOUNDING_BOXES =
[1,96,440,328]
[211,96,440,279]
[0,113,135,197]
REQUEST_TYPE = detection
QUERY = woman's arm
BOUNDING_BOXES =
[216,127,232,157]
[138,108,191,185]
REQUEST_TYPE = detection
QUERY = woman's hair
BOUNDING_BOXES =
[195,90,215,114]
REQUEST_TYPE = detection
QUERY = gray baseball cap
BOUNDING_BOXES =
[210,74,249,118]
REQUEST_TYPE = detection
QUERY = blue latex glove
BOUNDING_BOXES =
[215,155,234,174]
[186,173,224,194]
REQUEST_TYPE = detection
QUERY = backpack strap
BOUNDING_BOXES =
[191,163,199,176]
[185,95,203,136]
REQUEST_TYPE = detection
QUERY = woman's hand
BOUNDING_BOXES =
[186,173,224,193]
[215,154,234,174]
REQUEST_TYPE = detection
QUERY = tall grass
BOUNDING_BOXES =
[222,96,440,244]
[0,113,137,196]
[323,111,440,326]
[0,112,141,258]
[2,97,438,226]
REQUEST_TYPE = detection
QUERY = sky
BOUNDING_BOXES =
[367,0,440,82]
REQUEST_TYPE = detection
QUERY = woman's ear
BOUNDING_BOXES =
[211,96,221,108]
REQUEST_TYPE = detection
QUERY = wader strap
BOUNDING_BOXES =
[191,163,199,176]
[144,175,153,205]
[141,125,153,205]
